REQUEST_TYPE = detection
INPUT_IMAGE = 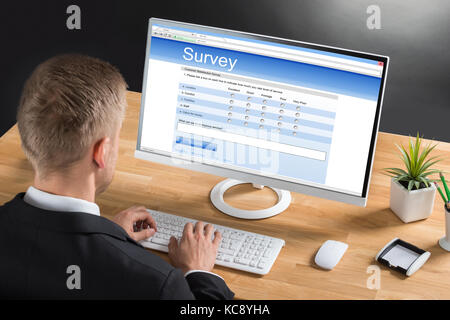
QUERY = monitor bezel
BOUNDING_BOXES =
[136,17,389,207]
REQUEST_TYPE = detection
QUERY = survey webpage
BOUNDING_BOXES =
[139,23,384,196]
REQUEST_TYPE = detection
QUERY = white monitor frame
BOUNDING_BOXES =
[135,18,389,207]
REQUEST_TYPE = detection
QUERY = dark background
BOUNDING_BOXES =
[1,0,449,141]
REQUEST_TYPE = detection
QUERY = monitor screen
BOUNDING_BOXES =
[136,18,388,205]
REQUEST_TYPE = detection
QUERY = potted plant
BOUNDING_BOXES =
[384,133,442,223]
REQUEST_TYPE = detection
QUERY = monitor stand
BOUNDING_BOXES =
[210,179,291,219]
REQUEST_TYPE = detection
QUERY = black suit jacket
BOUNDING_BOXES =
[0,194,234,299]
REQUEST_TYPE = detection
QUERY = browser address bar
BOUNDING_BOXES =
[223,37,381,71]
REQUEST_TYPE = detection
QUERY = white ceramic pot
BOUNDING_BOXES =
[389,178,436,223]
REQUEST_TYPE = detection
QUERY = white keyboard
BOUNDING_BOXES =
[140,210,285,275]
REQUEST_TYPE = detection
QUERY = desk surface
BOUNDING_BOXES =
[1,91,450,299]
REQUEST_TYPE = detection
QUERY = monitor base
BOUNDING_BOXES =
[210,179,291,219]
[439,237,450,252]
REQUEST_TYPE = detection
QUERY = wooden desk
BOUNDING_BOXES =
[1,91,449,299]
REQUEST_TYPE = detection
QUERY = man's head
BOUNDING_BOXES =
[17,54,127,195]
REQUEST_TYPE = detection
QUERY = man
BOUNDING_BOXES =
[0,54,234,299]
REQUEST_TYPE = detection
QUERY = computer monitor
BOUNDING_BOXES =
[135,18,389,219]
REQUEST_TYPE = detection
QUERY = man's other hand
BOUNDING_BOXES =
[168,221,221,274]
[113,206,157,241]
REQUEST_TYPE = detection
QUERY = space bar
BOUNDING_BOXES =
[151,237,170,246]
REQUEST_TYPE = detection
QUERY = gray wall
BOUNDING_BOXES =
[264,0,450,142]
[1,0,449,141]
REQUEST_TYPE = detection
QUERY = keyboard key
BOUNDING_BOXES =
[151,237,170,246]
[235,258,250,265]
[264,249,274,258]
[218,248,234,255]
[230,242,240,250]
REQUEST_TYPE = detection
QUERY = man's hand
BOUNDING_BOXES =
[112,206,157,242]
[168,222,221,274]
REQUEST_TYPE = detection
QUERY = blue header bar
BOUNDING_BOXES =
[149,37,382,100]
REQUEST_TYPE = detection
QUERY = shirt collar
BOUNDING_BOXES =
[24,186,100,216]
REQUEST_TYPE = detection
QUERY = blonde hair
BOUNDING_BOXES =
[17,54,127,175]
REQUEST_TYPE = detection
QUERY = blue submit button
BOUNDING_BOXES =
[176,136,217,151]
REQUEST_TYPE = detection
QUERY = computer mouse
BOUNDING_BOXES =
[314,240,348,270]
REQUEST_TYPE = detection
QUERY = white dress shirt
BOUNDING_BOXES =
[24,186,100,216]
[23,186,223,280]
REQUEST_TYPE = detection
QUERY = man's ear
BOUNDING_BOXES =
[93,137,110,169]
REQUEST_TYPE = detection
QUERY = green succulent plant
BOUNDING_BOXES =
[383,133,442,191]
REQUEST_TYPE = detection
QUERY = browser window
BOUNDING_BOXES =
[139,23,384,196]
